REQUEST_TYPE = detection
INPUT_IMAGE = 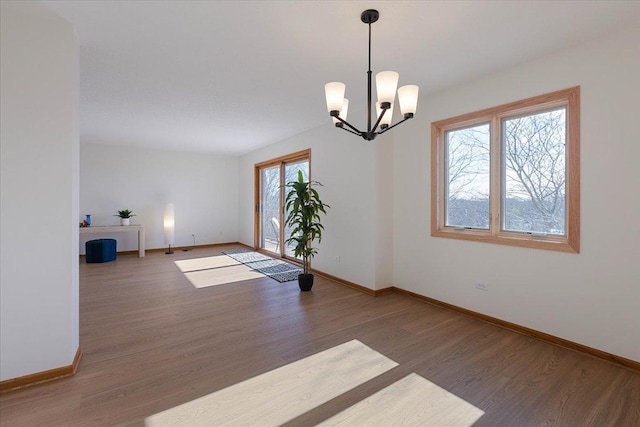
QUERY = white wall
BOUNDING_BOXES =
[375,133,394,288]
[238,124,394,290]
[393,27,640,362]
[80,143,239,253]
[0,3,80,381]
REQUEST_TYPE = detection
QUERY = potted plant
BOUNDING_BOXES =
[115,209,135,226]
[283,170,330,291]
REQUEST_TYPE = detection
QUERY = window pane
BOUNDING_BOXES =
[260,166,281,252]
[283,160,309,258]
[445,124,490,229]
[284,160,309,183]
[502,108,566,235]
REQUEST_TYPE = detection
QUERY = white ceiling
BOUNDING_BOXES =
[38,0,640,155]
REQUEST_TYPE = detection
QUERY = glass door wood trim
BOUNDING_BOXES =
[254,149,311,257]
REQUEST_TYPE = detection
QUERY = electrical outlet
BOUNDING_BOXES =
[475,283,489,291]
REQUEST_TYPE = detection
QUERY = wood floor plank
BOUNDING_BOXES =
[0,245,638,426]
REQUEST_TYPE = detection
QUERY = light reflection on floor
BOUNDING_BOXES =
[145,340,398,426]
[174,255,240,273]
[318,373,485,426]
[175,255,262,288]
[145,340,484,426]
[182,264,264,288]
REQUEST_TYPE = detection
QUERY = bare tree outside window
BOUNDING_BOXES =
[260,166,281,248]
[443,110,567,235]
[445,124,490,228]
[503,108,566,235]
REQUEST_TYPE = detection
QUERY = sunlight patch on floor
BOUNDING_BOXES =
[174,255,240,273]
[183,264,263,288]
[318,373,485,426]
[145,340,398,426]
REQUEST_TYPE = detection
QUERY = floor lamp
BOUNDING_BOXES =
[164,203,175,254]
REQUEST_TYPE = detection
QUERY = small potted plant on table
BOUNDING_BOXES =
[116,209,135,226]
[283,170,329,291]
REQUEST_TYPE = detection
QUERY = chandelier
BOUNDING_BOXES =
[324,9,419,141]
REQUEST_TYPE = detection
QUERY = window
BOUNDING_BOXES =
[431,87,580,252]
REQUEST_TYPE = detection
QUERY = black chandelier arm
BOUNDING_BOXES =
[337,126,362,137]
[331,113,363,135]
[370,104,391,134]
[376,113,414,135]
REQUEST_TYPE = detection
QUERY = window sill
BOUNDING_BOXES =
[431,228,579,253]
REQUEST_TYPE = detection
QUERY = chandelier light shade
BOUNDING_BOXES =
[163,203,175,254]
[398,85,419,117]
[325,9,419,141]
[375,71,399,105]
[332,98,349,125]
[324,82,346,113]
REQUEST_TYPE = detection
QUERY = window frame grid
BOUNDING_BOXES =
[431,87,580,253]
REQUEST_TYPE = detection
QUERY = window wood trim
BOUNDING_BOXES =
[431,87,580,253]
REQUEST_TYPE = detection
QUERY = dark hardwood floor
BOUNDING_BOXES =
[1,245,638,426]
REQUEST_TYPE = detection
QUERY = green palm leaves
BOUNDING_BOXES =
[284,171,329,275]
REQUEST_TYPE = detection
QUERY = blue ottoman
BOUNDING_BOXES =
[86,239,117,263]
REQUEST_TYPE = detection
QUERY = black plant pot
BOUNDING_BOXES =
[298,273,314,291]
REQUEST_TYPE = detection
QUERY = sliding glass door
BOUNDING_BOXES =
[255,150,310,260]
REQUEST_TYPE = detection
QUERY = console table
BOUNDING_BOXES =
[80,225,145,257]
